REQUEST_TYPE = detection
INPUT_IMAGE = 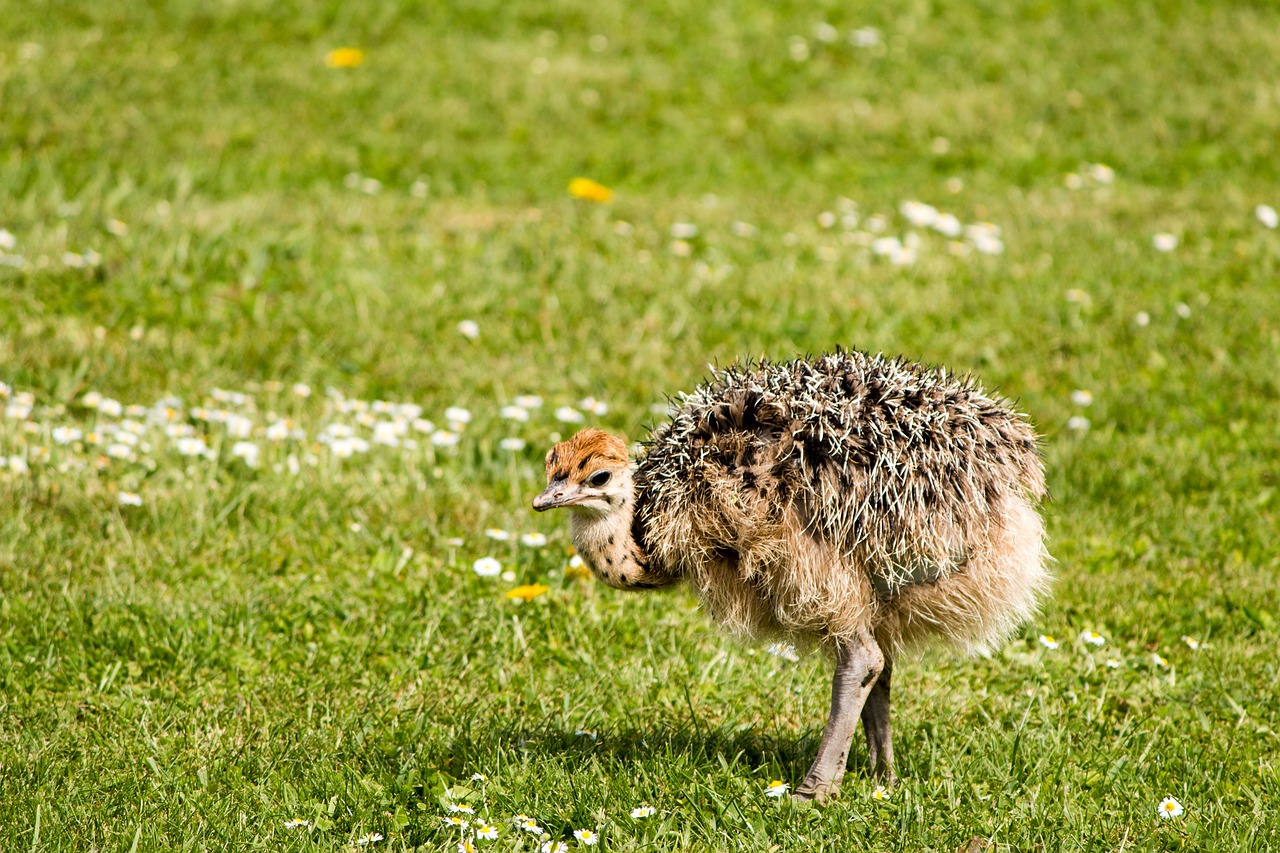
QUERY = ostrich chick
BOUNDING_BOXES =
[534,351,1050,801]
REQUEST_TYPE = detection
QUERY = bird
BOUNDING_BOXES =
[533,350,1050,801]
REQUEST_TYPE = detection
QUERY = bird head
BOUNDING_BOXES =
[533,428,632,516]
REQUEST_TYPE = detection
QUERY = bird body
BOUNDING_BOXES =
[534,351,1051,800]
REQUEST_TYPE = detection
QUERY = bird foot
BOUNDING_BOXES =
[792,776,838,803]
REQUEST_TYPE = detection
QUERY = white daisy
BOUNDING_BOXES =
[447,803,475,815]
[457,320,480,339]
[355,832,383,845]
[499,437,527,452]
[541,843,567,853]
[1181,636,1200,650]
[764,780,790,798]
[1039,634,1060,650]
[1152,233,1178,252]
[284,818,310,829]
[515,395,544,409]
[118,492,143,507]
[444,406,472,425]
[1070,389,1094,406]
[1081,631,1105,647]
[473,557,502,578]
[474,823,498,840]
[555,406,584,424]
[1152,652,1169,667]
[500,405,530,422]
[1256,204,1278,229]
[520,532,548,547]
[1157,797,1184,819]
[573,829,598,845]
[630,806,657,819]
[670,222,698,239]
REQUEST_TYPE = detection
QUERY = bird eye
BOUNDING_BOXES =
[588,470,611,487]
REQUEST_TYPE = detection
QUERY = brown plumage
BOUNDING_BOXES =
[534,351,1051,801]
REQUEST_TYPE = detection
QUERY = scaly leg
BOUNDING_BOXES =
[860,655,897,785]
[793,630,885,802]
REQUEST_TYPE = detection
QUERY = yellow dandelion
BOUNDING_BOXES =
[325,48,365,69]
[506,583,550,601]
[568,177,614,203]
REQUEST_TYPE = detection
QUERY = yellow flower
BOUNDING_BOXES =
[568,178,614,203]
[325,48,365,68]
[506,584,550,601]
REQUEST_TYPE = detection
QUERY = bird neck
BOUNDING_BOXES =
[569,477,673,590]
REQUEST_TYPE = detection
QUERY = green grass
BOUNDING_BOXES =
[3,0,1279,849]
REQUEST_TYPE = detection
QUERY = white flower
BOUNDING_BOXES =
[1152,233,1178,252]
[431,430,460,447]
[764,780,790,798]
[355,832,383,845]
[517,818,543,834]
[520,532,548,547]
[6,455,29,474]
[176,436,210,457]
[514,395,544,409]
[573,829,599,845]
[441,816,469,829]
[118,492,143,506]
[501,570,517,582]
[1256,204,1278,229]
[541,843,567,853]
[499,437,527,452]
[579,397,609,416]
[469,772,487,782]
[1081,631,1105,647]
[871,785,889,800]
[1152,652,1169,667]
[1135,311,1151,327]
[765,642,800,663]
[473,557,502,577]
[474,823,498,840]
[292,383,312,398]
[231,441,260,466]
[265,420,291,441]
[1070,389,1094,406]
[1039,634,1060,650]
[900,200,939,228]
[458,841,476,853]
[444,406,472,425]
[1175,302,1191,319]
[1067,416,1091,432]
[372,421,402,446]
[1157,797,1184,819]
[669,240,692,257]
[813,22,839,42]
[1105,658,1121,669]
[1181,635,1200,650]
[630,806,657,819]
[500,405,529,422]
[555,406,584,424]
[1089,163,1115,185]
[850,26,881,47]
[53,426,83,444]
[447,803,475,815]
[670,222,698,239]
[104,443,132,459]
[99,398,123,417]
[457,320,480,339]
[0,229,15,250]
[933,213,963,237]
[731,221,759,238]
[486,528,510,541]
[284,818,310,829]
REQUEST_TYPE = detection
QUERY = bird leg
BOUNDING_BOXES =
[793,630,885,802]
[860,655,896,785]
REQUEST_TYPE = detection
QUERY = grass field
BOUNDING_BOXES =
[3,1,1279,849]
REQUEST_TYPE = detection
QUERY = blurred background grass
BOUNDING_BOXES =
[2,0,1279,849]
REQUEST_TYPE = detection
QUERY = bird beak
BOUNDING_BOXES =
[533,481,583,512]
